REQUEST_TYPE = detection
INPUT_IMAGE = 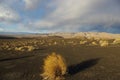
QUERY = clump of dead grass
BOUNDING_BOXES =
[99,40,109,47]
[41,52,67,80]
[15,46,35,51]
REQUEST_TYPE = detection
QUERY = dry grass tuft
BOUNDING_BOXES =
[91,41,98,46]
[15,46,35,51]
[99,40,109,47]
[113,38,120,44]
[41,52,67,80]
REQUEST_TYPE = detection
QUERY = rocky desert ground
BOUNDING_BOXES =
[0,32,120,80]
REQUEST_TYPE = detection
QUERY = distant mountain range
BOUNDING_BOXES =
[0,32,34,35]
[0,32,120,39]
[49,32,120,39]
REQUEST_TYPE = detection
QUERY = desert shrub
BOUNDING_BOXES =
[27,46,35,51]
[80,40,87,45]
[15,46,35,51]
[91,41,98,46]
[54,41,57,45]
[15,47,23,51]
[113,38,120,45]
[99,40,109,47]
[41,52,67,80]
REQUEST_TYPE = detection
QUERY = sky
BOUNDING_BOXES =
[0,0,120,33]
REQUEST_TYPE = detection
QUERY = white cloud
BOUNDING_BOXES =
[0,28,4,32]
[0,4,20,23]
[1,0,120,33]
[24,0,41,10]
[27,0,120,32]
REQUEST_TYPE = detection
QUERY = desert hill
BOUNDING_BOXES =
[0,32,120,39]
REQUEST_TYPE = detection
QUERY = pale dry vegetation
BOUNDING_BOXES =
[99,40,109,47]
[15,46,35,51]
[113,38,120,44]
[91,41,98,46]
[0,37,120,51]
[80,40,87,45]
[41,52,67,80]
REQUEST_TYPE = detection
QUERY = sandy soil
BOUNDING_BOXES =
[0,39,120,80]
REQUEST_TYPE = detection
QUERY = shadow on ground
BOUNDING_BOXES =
[0,55,34,62]
[68,58,100,76]
[0,36,17,39]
